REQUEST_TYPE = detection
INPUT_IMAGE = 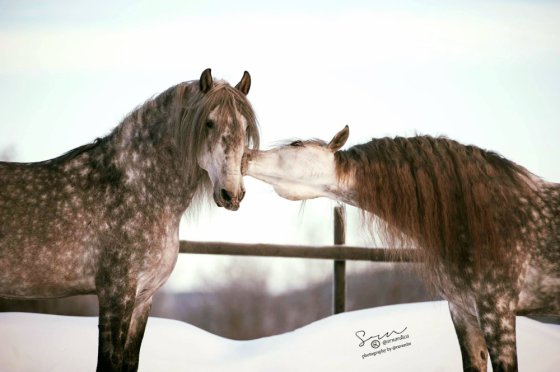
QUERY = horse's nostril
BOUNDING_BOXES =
[221,189,233,202]
[239,189,246,201]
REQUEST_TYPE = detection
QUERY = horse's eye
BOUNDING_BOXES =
[290,140,303,147]
[206,120,215,129]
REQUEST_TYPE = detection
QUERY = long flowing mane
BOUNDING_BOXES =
[335,136,540,276]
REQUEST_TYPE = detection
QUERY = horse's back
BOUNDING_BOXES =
[0,160,98,298]
[0,160,61,232]
[0,160,71,227]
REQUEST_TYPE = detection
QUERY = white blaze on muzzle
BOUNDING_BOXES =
[198,106,247,210]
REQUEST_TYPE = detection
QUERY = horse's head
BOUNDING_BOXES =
[244,126,349,201]
[192,69,259,211]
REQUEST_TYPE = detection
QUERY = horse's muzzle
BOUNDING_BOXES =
[214,188,245,211]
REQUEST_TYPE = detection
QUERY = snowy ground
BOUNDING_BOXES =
[1,301,558,372]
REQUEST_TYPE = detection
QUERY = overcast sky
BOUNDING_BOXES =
[1,0,559,292]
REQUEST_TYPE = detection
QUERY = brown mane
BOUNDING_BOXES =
[335,135,540,277]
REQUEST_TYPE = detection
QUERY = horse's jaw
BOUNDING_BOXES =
[246,167,327,201]
[272,183,323,201]
[245,150,341,202]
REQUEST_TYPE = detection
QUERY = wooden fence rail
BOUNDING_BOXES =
[179,241,417,262]
[179,206,418,314]
[179,240,414,262]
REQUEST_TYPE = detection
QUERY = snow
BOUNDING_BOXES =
[1,301,558,372]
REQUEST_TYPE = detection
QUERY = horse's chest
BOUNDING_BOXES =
[133,223,180,297]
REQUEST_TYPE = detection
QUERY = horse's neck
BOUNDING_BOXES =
[112,96,173,157]
[330,152,387,217]
[324,177,359,207]
[104,91,201,210]
[319,153,360,207]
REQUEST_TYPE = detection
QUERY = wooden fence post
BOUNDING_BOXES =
[333,205,346,314]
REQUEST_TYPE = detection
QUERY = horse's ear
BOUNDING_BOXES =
[200,68,213,93]
[235,71,251,95]
[327,125,350,151]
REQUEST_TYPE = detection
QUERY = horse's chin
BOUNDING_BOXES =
[222,202,240,211]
